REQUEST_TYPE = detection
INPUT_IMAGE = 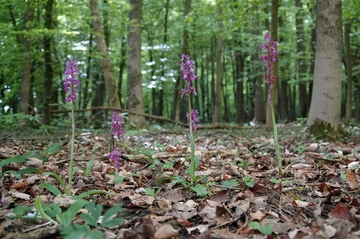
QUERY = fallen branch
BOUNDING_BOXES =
[0,130,20,142]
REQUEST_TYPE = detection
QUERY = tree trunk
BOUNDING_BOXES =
[234,48,244,124]
[355,48,360,122]
[82,33,93,121]
[158,0,170,117]
[118,35,126,108]
[345,23,352,122]
[307,0,343,137]
[278,16,288,121]
[127,0,146,126]
[90,0,120,109]
[91,73,105,128]
[20,2,34,114]
[43,0,54,125]
[212,1,223,124]
[266,0,278,129]
[174,0,191,122]
[296,0,308,118]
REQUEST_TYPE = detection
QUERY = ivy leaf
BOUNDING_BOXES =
[270,178,282,184]
[249,221,260,230]
[259,224,273,235]
[221,179,239,187]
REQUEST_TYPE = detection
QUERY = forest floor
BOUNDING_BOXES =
[1,123,360,239]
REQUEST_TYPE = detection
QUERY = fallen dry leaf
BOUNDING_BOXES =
[249,210,266,222]
[346,170,358,190]
[328,204,354,222]
[154,224,179,239]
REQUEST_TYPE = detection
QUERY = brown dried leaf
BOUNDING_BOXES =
[154,224,178,239]
[328,204,354,222]
[8,189,30,200]
[249,210,266,222]
[318,182,331,196]
[346,170,358,190]
[10,181,30,189]
[209,190,229,203]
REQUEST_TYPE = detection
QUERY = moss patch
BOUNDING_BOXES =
[308,119,348,141]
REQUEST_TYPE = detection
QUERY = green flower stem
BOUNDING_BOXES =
[68,101,75,194]
[271,104,282,177]
[188,95,196,186]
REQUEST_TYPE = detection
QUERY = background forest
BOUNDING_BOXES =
[0,0,359,131]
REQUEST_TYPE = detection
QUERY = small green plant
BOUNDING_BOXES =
[60,202,123,239]
[221,179,239,188]
[17,198,124,239]
[0,113,41,128]
[0,142,60,179]
[144,187,162,205]
[294,146,305,154]
[243,175,254,187]
[236,158,250,167]
[144,187,162,198]
[249,221,273,235]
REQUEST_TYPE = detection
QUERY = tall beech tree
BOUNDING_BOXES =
[90,0,120,109]
[19,1,34,114]
[212,0,223,124]
[43,0,55,125]
[295,0,308,118]
[127,0,146,126]
[344,23,352,123]
[307,0,343,137]
[174,0,191,122]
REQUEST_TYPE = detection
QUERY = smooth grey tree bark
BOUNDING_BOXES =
[127,0,146,126]
[307,0,343,136]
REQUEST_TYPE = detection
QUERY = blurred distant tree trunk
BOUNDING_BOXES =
[90,0,120,109]
[234,47,244,124]
[266,0,278,129]
[43,0,54,125]
[82,33,93,120]
[254,15,265,123]
[296,0,308,118]
[344,23,352,122]
[91,72,105,128]
[174,0,191,122]
[20,1,34,114]
[158,0,170,117]
[118,35,126,108]
[278,16,288,121]
[128,0,146,126]
[307,0,343,136]
[212,0,223,124]
[355,50,360,122]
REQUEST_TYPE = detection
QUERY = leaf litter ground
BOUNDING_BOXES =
[1,124,360,239]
